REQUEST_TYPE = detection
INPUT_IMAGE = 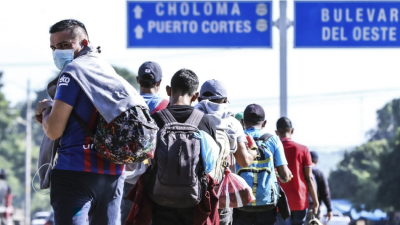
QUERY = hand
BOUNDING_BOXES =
[325,211,333,221]
[247,147,258,159]
[311,203,319,216]
[36,99,53,116]
[279,173,293,183]
[35,114,43,124]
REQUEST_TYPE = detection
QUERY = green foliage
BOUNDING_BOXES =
[113,66,139,90]
[330,97,400,211]
[0,72,51,215]
[0,72,27,209]
[376,127,400,211]
[369,99,400,141]
[329,140,389,211]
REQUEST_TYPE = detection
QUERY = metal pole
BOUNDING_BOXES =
[279,0,288,117]
[25,79,32,225]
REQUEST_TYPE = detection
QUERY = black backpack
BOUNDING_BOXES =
[148,109,207,208]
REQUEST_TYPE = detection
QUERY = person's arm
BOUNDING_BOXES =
[272,136,293,182]
[318,170,333,221]
[233,142,257,167]
[304,167,319,215]
[36,74,78,140]
[276,165,293,183]
[40,100,73,140]
[200,114,217,141]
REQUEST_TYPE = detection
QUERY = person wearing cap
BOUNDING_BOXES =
[0,169,13,225]
[275,117,319,225]
[308,151,333,223]
[136,61,169,114]
[120,61,169,224]
[234,112,244,122]
[233,104,292,225]
[194,79,257,225]
[195,79,256,168]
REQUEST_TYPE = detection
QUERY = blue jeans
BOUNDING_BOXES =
[233,208,277,225]
[50,169,124,225]
[276,210,308,225]
[121,182,135,224]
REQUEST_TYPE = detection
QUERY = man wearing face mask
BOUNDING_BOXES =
[34,19,144,225]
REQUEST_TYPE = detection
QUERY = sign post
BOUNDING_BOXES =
[279,0,288,117]
[127,1,272,47]
[295,1,400,48]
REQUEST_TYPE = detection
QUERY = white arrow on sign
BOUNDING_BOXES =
[133,5,143,19]
[134,25,144,39]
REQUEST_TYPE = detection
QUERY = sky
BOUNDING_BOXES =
[1,0,400,152]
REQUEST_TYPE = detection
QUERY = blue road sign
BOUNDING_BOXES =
[127,1,272,48]
[295,1,400,48]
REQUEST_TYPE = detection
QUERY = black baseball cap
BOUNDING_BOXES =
[243,104,265,122]
[138,61,162,83]
[276,117,293,129]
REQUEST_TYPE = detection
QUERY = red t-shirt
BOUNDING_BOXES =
[279,138,312,211]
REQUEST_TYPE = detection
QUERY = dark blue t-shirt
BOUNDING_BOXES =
[54,74,124,175]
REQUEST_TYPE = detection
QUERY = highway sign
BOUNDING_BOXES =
[127,1,272,48]
[295,1,400,48]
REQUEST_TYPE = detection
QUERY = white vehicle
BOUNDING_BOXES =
[31,211,52,225]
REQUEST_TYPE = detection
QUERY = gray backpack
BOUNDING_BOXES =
[148,109,207,208]
[208,128,232,183]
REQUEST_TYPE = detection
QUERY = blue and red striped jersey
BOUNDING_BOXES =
[140,93,169,114]
[54,74,124,175]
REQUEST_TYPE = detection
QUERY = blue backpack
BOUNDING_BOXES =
[237,133,280,211]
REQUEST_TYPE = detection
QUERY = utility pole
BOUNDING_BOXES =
[25,79,32,225]
[279,0,288,117]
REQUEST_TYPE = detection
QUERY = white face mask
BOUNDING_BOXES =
[53,49,74,70]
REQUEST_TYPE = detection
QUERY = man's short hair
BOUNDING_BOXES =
[276,117,293,133]
[243,120,264,127]
[49,19,89,40]
[171,69,199,96]
[139,77,156,88]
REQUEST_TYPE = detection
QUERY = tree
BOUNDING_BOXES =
[329,98,400,211]
[368,99,400,141]
[376,127,400,211]
[329,140,389,210]
[0,72,32,211]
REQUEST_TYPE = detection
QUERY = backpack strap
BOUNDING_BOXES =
[157,108,177,125]
[255,133,273,143]
[185,109,204,127]
[71,110,94,137]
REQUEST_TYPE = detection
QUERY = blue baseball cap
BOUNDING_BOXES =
[138,61,162,83]
[199,79,227,100]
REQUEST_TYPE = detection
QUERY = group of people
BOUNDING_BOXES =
[35,19,333,225]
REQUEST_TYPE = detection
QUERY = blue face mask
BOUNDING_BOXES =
[53,49,74,70]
